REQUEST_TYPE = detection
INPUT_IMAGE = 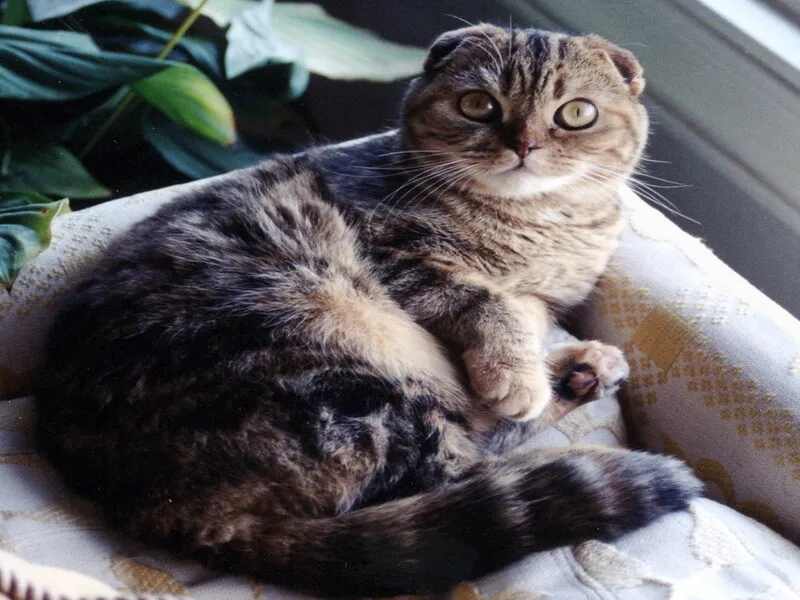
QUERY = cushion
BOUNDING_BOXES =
[1,178,798,599]
[3,394,800,599]
[579,187,800,544]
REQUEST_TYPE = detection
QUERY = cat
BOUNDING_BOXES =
[36,25,700,597]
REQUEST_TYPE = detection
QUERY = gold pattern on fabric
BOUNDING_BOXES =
[2,498,103,528]
[628,307,695,372]
[110,554,188,596]
[445,583,542,600]
[663,435,784,535]
[596,271,800,533]
[252,582,264,600]
[675,339,800,486]
[597,275,653,332]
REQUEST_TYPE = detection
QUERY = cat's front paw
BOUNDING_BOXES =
[463,347,550,421]
[549,340,629,402]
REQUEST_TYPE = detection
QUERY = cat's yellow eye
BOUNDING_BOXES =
[554,99,598,130]
[458,91,501,122]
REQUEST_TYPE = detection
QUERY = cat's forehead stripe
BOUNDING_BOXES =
[496,31,560,100]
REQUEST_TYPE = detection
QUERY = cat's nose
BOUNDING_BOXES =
[512,138,538,159]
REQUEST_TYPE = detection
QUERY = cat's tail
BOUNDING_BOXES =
[202,447,701,597]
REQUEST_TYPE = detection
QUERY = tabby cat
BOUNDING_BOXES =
[37,25,701,597]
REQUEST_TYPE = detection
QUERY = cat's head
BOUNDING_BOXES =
[402,25,649,199]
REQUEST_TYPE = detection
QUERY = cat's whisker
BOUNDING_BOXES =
[628,181,701,225]
[445,16,505,73]
[319,155,468,181]
[446,14,477,27]
[574,162,700,224]
[374,149,454,159]
[415,162,482,207]
[631,170,691,189]
[476,29,506,73]
[580,161,689,192]
[357,154,460,170]
[437,162,488,201]
[352,156,468,176]
[398,163,482,220]
[379,160,477,221]
[367,159,474,226]
[460,38,503,74]
[388,160,480,212]
[639,155,671,165]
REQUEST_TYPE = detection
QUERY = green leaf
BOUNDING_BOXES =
[0,23,101,51]
[143,109,263,179]
[271,3,427,81]
[131,64,236,145]
[58,0,191,26]
[24,0,104,21]
[223,0,308,98]
[90,15,222,77]
[0,118,10,177]
[0,24,172,101]
[1,0,32,25]
[185,0,256,26]
[0,143,109,198]
[0,191,69,289]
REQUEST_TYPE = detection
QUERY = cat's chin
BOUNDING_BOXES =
[471,169,581,199]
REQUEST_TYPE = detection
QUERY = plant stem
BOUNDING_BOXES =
[78,0,210,160]
[155,0,209,60]
[77,92,136,160]
[0,117,11,177]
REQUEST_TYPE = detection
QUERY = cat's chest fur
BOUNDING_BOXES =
[431,194,623,308]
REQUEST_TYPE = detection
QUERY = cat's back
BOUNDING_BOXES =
[39,155,357,412]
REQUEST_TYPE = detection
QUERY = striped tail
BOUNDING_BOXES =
[203,448,701,597]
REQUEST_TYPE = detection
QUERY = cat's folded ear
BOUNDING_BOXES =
[424,25,504,71]
[583,35,646,96]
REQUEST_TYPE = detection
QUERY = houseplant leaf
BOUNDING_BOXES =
[188,0,257,26]
[0,22,101,51]
[1,0,32,25]
[0,190,69,289]
[0,143,109,198]
[223,0,309,99]
[271,3,426,81]
[0,24,172,100]
[131,64,236,145]
[90,16,222,77]
[143,109,263,179]
[24,0,105,21]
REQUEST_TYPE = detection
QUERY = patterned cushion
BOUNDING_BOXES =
[1,177,799,599]
[580,187,800,544]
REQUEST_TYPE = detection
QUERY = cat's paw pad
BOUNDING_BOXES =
[464,348,550,421]
[551,341,629,401]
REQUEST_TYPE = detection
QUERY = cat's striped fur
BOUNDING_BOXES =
[36,26,700,597]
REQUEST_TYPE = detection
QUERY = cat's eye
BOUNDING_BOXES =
[458,91,501,122]
[554,99,598,130]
